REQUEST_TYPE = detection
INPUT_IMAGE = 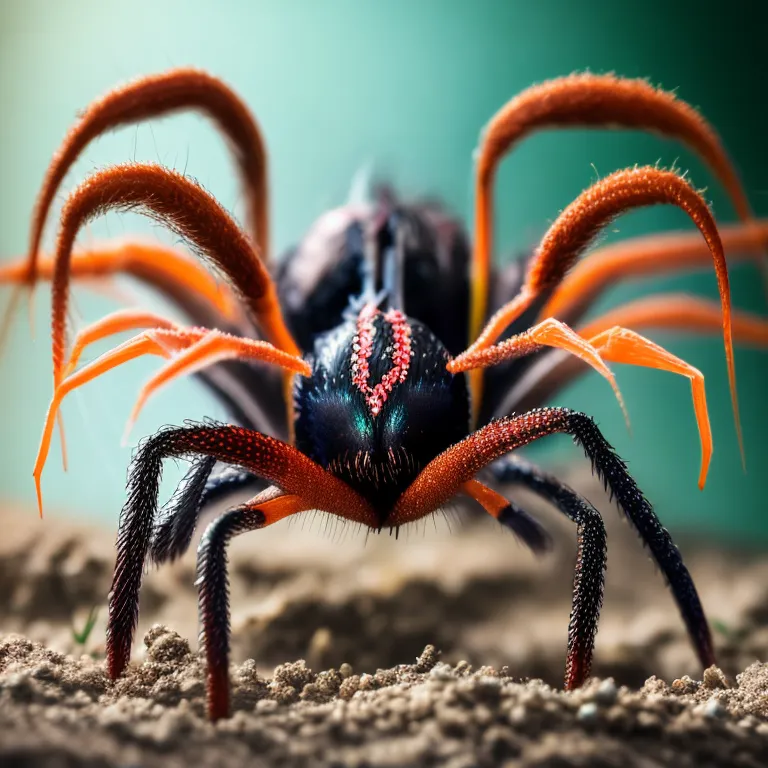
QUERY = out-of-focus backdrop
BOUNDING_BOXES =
[0,0,765,541]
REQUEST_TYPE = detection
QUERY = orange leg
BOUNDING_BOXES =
[577,293,768,344]
[493,293,768,429]
[471,73,756,345]
[26,68,270,288]
[459,167,739,459]
[63,309,185,378]
[541,221,768,325]
[0,243,241,330]
[449,317,628,427]
[34,330,183,515]
[125,330,310,440]
[586,327,712,490]
[49,309,184,469]
[42,165,299,442]
[33,326,306,515]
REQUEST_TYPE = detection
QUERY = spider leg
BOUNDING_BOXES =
[26,68,269,283]
[125,330,310,440]
[197,488,309,721]
[541,221,768,326]
[35,164,295,391]
[63,308,184,377]
[32,328,188,514]
[491,456,606,689]
[0,243,242,333]
[462,479,552,554]
[33,326,306,513]
[471,72,756,343]
[106,423,375,684]
[495,294,768,479]
[450,317,629,428]
[150,462,262,565]
[457,167,740,458]
[35,163,301,438]
[388,407,715,674]
[587,327,712,490]
[150,456,217,565]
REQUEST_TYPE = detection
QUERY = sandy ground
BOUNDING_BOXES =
[1,468,767,767]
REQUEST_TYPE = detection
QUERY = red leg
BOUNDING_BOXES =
[26,68,270,283]
[470,73,756,343]
[106,424,377,681]
[456,167,739,456]
[48,164,297,390]
[387,408,715,676]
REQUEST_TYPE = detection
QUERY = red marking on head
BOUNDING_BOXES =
[351,304,413,416]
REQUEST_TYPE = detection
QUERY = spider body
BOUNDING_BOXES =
[4,68,768,723]
[295,305,469,521]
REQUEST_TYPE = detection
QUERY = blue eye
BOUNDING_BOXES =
[354,409,373,440]
[385,403,406,435]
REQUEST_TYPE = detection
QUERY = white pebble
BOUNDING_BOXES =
[577,702,599,723]
[703,698,727,719]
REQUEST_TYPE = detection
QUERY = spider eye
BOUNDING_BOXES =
[353,409,374,441]
[383,403,407,437]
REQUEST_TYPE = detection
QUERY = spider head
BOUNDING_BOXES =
[294,304,470,522]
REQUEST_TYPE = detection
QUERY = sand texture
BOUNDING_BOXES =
[1,469,767,766]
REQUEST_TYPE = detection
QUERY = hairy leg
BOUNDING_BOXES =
[491,457,606,688]
[451,316,628,426]
[388,407,714,673]
[47,164,298,389]
[32,325,308,513]
[0,243,242,332]
[197,488,308,721]
[453,167,738,449]
[470,73,755,343]
[27,68,270,278]
[150,460,261,565]
[541,221,768,326]
[106,423,376,681]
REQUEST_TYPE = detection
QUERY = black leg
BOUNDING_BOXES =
[150,459,261,565]
[562,411,714,670]
[496,498,553,555]
[106,422,338,682]
[196,493,270,721]
[492,455,606,688]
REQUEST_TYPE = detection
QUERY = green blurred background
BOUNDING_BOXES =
[0,0,765,541]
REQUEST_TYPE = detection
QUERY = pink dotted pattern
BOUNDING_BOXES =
[350,303,413,416]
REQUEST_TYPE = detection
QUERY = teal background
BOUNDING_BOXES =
[0,1,766,541]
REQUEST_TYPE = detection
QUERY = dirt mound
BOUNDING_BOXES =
[1,468,767,766]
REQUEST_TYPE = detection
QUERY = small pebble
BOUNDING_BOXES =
[703,698,727,719]
[594,678,617,706]
[429,663,455,681]
[702,666,729,690]
[577,702,599,723]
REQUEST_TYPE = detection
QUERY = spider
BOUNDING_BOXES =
[2,69,767,722]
